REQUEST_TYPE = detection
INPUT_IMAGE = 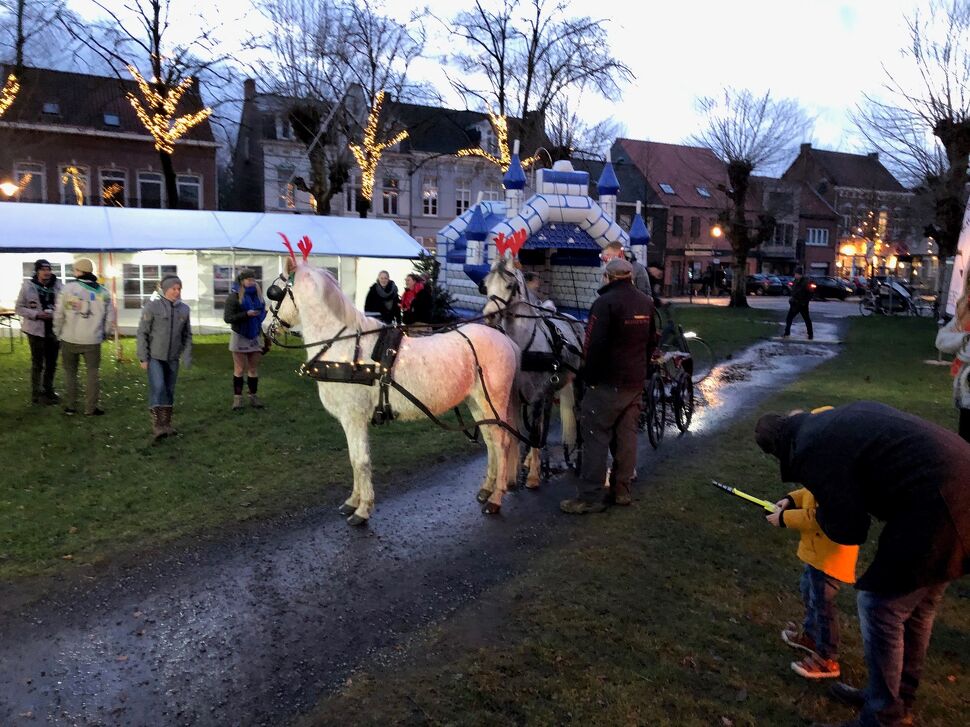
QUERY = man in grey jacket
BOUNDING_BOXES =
[137,274,192,440]
[15,259,62,405]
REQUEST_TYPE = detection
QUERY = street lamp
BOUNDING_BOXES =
[0,180,19,197]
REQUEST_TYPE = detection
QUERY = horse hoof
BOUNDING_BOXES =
[476,488,491,503]
[338,503,356,516]
[346,513,368,526]
[482,502,501,515]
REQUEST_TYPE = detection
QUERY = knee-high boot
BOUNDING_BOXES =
[161,405,177,436]
[150,407,166,441]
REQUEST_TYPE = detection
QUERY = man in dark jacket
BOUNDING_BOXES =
[755,402,970,727]
[784,267,814,340]
[561,258,656,514]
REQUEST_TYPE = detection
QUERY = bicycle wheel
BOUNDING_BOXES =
[673,371,694,432]
[684,336,714,384]
[644,372,666,449]
[859,298,874,317]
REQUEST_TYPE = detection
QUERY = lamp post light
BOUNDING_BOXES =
[0,180,20,197]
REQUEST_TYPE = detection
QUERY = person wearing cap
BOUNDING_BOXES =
[784,267,814,340]
[755,402,970,727]
[53,258,114,416]
[137,274,192,440]
[561,257,656,514]
[16,259,63,405]
[223,268,267,410]
[601,241,652,301]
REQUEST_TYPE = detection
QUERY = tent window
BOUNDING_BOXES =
[123,263,177,309]
[213,265,263,310]
[138,171,164,208]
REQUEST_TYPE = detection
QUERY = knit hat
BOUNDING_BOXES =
[160,274,182,293]
[237,268,257,283]
[34,258,52,272]
[605,258,633,277]
[754,413,787,457]
[73,258,94,274]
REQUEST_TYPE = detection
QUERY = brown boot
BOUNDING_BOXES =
[249,394,264,409]
[161,406,177,436]
[150,407,167,441]
[232,395,245,411]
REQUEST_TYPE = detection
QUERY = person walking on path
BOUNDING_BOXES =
[364,271,401,324]
[16,258,62,405]
[784,267,814,340]
[561,258,656,514]
[769,483,859,680]
[755,402,970,727]
[137,274,192,440]
[935,281,970,442]
[224,269,267,410]
[53,258,113,416]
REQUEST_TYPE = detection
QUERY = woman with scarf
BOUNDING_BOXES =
[15,258,62,405]
[401,274,432,325]
[224,269,268,410]
[936,277,970,441]
[364,270,401,324]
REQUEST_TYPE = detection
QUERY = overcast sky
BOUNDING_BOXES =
[68,0,933,157]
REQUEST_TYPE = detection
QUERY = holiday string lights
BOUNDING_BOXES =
[349,90,408,203]
[61,166,86,205]
[125,64,212,155]
[0,73,19,117]
[456,110,540,172]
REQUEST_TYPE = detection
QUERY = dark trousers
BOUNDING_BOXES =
[959,408,969,443]
[799,565,842,660]
[784,301,813,338]
[857,583,948,726]
[61,341,102,414]
[577,385,642,502]
[27,333,60,399]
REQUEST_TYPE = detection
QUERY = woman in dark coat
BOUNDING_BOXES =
[364,270,401,324]
[401,274,433,325]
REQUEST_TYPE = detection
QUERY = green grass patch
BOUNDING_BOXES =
[305,316,968,727]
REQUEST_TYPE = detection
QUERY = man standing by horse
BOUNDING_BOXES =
[561,258,657,514]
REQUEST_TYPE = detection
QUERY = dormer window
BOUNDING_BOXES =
[42,102,60,115]
[103,113,121,127]
[696,186,711,198]
[659,182,675,194]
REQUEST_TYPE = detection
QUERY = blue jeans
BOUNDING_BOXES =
[799,564,842,660]
[857,583,948,726]
[148,358,179,407]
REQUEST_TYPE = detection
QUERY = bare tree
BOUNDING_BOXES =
[854,0,970,288]
[544,96,624,160]
[447,0,632,156]
[63,0,232,209]
[692,88,813,307]
[0,0,71,74]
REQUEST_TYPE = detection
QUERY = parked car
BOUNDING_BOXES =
[746,274,772,295]
[808,275,854,301]
[776,275,794,295]
[764,275,789,295]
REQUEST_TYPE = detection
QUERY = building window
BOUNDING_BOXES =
[103,113,121,127]
[659,182,675,194]
[482,187,500,201]
[14,162,45,202]
[381,176,400,216]
[877,208,889,238]
[772,222,795,246]
[22,261,74,282]
[422,176,438,216]
[100,169,127,207]
[689,216,700,238]
[275,166,295,209]
[840,204,853,234]
[213,265,263,310]
[696,186,711,198]
[177,175,201,210]
[343,174,360,214]
[59,165,89,205]
[806,227,829,246]
[137,171,164,208]
[42,102,60,115]
[671,215,684,237]
[123,263,177,309]
[455,180,471,215]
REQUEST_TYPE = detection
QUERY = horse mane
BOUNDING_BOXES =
[301,265,370,329]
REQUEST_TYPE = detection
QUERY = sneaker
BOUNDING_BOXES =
[827,681,864,707]
[559,499,607,514]
[45,391,60,404]
[792,654,841,679]
[781,624,818,655]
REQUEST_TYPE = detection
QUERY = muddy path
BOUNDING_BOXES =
[0,322,842,726]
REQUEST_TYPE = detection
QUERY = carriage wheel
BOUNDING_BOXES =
[645,372,666,449]
[673,371,694,432]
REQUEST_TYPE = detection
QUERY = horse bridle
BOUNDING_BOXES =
[265,273,297,338]
[480,267,522,316]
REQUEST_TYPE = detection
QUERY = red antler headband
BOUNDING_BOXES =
[278,232,298,266]
[494,227,528,258]
[278,233,313,264]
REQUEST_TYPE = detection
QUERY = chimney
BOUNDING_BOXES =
[244,78,256,101]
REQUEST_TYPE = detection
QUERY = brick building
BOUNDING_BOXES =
[0,65,218,210]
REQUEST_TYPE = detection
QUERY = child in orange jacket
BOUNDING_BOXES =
[768,487,859,680]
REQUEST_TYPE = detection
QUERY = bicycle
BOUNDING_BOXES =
[655,304,715,385]
[859,288,936,318]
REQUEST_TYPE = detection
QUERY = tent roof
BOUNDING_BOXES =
[0,203,426,258]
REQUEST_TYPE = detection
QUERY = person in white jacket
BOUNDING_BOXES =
[53,258,114,416]
[935,282,970,442]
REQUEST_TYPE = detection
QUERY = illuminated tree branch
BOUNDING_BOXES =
[125,63,212,154]
[456,110,539,171]
[0,73,19,117]
[348,90,408,204]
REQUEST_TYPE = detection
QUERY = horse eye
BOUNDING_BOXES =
[266,284,285,302]
[477,281,487,295]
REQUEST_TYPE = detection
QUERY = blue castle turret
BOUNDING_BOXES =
[629,201,651,267]
[465,201,489,266]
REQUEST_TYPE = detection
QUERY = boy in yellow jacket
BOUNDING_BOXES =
[768,487,859,679]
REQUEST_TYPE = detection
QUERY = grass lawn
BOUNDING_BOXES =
[305,316,969,727]
[0,306,778,583]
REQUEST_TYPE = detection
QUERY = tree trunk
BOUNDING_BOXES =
[160,150,179,209]
[729,253,749,308]
[356,194,370,219]
[14,0,25,75]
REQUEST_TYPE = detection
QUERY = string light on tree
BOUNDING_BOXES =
[349,90,408,204]
[125,64,212,155]
[457,110,540,172]
[0,73,19,117]
[61,166,86,206]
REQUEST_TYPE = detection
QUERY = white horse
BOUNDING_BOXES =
[481,256,584,487]
[266,263,521,525]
